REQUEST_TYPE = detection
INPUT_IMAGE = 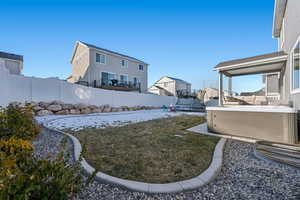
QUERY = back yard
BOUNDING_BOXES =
[67,115,219,183]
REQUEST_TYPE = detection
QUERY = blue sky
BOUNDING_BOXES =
[1,0,277,93]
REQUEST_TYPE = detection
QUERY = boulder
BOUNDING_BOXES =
[62,104,73,110]
[103,104,110,108]
[88,105,98,110]
[56,110,70,115]
[37,110,53,116]
[32,105,43,112]
[25,101,38,107]
[121,106,129,111]
[69,109,81,115]
[102,107,112,112]
[39,102,50,108]
[75,103,88,110]
[47,104,62,112]
[91,108,103,113]
[50,100,64,105]
[80,108,91,114]
[111,107,118,112]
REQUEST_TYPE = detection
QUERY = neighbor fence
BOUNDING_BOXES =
[0,66,177,107]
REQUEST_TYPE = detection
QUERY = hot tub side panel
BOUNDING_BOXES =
[207,110,297,144]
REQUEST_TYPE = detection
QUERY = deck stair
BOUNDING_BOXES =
[175,98,205,112]
[255,141,300,168]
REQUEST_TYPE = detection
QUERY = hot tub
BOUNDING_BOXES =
[206,106,298,144]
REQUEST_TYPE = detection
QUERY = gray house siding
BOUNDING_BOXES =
[279,0,300,109]
[88,49,148,92]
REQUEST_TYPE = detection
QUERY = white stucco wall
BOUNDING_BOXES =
[0,68,177,107]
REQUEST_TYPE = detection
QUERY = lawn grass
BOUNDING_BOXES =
[67,115,219,183]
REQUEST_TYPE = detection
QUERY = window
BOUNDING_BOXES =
[96,53,106,64]
[101,72,115,85]
[133,77,140,87]
[164,82,168,87]
[139,64,144,71]
[120,75,128,84]
[121,60,128,68]
[292,41,300,90]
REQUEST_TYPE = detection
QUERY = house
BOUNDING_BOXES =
[148,76,191,96]
[0,51,23,75]
[67,41,148,92]
[206,0,300,144]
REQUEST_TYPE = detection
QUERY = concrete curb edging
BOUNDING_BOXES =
[42,117,227,194]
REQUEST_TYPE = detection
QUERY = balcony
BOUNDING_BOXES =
[75,79,141,92]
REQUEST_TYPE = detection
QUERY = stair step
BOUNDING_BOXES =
[257,150,300,168]
[256,146,300,159]
[255,141,300,168]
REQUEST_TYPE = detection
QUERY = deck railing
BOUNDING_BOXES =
[75,79,141,92]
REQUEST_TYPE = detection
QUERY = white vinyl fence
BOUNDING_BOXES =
[0,66,177,107]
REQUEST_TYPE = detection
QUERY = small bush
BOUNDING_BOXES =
[0,138,92,200]
[0,105,94,200]
[0,104,40,140]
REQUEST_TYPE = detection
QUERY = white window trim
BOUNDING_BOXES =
[290,35,300,94]
[96,53,106,65]
[121,59,128,68]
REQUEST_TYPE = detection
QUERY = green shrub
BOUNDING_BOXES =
[0,104,40,140]
[0,137,94,200]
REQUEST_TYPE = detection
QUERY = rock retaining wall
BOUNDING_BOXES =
[10,101,159,116]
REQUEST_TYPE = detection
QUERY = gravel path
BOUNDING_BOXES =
[33,112,300,200]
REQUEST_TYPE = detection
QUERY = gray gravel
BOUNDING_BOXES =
[33,129,300,200]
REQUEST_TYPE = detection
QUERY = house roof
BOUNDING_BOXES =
[166,76,191,84]
[77,41,148,65]
[214,51,288,76]
[150,85,174,96]
[272,0,288,38]
[0,51,23,61]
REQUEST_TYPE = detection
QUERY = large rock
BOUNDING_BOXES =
[47,104,62,112]
[102,107,112,112]
[37,110,53,116]
[75,103,88,110]
[50,100,64,105]
[62,104,73,110]
[92,108,103,113]
[80,108,91,114]
[69,109,81,115]
[56,110,70,115]
[39,102,50,108]
[32,105,43,112]
[25,101,38,107]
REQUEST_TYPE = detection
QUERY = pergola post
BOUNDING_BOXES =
[228,76,232,97]
[219,72,223,106]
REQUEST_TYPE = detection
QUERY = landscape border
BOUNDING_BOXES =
[42,114,227,194]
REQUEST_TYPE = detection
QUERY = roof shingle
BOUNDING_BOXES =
[0,51,23,61]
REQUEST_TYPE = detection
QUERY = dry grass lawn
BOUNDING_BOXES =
[67,115,219,183]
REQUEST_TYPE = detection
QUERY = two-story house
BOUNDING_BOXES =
[67,41,148,92]
[148,76,191,96]
[0,51,23,75]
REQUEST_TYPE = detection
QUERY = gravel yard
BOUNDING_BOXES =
[34,111,300,200]
[36,110,204,131]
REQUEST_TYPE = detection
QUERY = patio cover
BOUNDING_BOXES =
[214,51,288,76]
